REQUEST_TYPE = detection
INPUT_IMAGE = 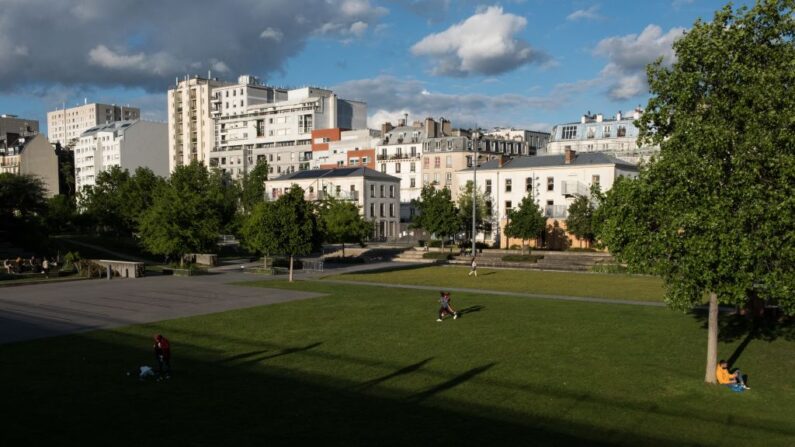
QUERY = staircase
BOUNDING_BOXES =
[393,248,438,263]
[529,252,613,271]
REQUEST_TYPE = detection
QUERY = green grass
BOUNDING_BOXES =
[327,265,667,302]
[2,280,793,445]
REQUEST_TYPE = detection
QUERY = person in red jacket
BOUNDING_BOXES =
[153,334,171,378]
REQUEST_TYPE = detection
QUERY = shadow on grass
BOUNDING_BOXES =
[410,362,496,402]
[356,357,434,391]
[237,342,323,367]
[457,305,485,316]
[326,262,433,278]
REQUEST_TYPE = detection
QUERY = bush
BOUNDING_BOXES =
[509,244,522,250]
[428,240,455,248]
[324,256,365,264]
[501,254,543,263]
[590,262,628,274]
[458,241,490,250]
[422,252,452,261]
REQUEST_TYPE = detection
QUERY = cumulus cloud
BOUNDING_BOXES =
[0,0,387,92]
[593,24,684,99]
[334,75,562,128]
[566,5,602,21]
[410,6,549,77]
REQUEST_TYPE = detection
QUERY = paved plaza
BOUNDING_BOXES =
[0,272,321,344]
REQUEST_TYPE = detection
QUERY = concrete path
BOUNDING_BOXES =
[0,272,321,345]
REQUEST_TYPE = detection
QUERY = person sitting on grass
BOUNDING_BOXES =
[437,291,458,322]
[153,334,171,378]
[716,360,749,391]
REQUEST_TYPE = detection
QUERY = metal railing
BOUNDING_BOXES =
[561,180,589,197]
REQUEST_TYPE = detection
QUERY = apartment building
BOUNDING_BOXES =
[264,167,401,240]
[74,120,168,192]
[485,127,549,154]
[0,134,59,197]
[47,103,140,147]
[0,114,39,140]
[311,128,380,170]
[211,86,366,179]
[455,149,638,248]
[546,108,657,163]
[168,75,233,172]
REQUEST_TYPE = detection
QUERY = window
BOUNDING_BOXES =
[362,157,368,164]
[380,185,385,198]
[423,174,429,185]
[423,157,430,168]
[410,162,416,172]
[561,125,577,140]
[381,148,387,158]
[381,163,387,173]
[379,203,385,217]
[603,126,611,138]
[485,201,492,217]
[505,201,513,214]
[547,177,554,191]
[445,172,452,185]
[389,203,395,217]
[434,173,440,183]
[592,175,600,187]
[410,178,416,188]
[617,125,627,137]
[389,185,395,198]
[370,184,375,198]
[526,177,533,193]
[505,178,512,192]
[410,146,417,157]
[370,203,375,217]
[395,163,401,173]
[586,127,596,139]
[434,156,440,168]
[485,179,492,195]
[446,155,452,168]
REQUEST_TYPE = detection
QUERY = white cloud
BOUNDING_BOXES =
[411,6,548,77]
[87,45,180,75]
[566,5,602,21]
[259,27,284,42]
[593,24,685,99]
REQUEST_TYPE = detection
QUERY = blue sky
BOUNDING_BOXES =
[0,0,752,133]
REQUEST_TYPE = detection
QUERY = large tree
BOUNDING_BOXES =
[80,166,131,234]
[411,185,459,250]
[239,160,268,214]
[503,195,546,254]
[597,0,795,383]
[240,185,319,281]
[566,185,601,248]
[0,173,48,250]
[318,197,372,257]
[456,180,488,242]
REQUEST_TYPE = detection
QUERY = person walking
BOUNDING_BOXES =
[153,334,172,378]
[468,256,478,277]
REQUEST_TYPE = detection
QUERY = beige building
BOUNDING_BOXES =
[264,167,401,240]
[0,134,59,197]
[47,103,140,147]
[167,75,232,172]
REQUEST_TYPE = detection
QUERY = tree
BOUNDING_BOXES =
[318,197,372,257]
[597,1,795,383]
[80,166,131,234]
[456,180,488,242]
[566,185,602,248]
[411,185,459,251]
[239,160,268,214]
[240,185,319,282]
[0,173,48,250]
[139,162,225,267]
[123,167,165,232]
[503,195,547,254]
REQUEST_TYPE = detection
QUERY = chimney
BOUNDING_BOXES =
[580,115,587,124]
[497,154,508,168]
[441,118,452,136]
[633,106,642,120]
[596,113,603,122]
[616,110,622,121]
[381,122,393,135]
[424,117,436,138]
[564,148,576,164]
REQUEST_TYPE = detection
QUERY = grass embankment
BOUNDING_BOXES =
[326,265,666,302]
[2,280,793,445]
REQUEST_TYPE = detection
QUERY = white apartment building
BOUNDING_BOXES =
[211,86,366,179]
[168,75,233,172]
[264,167,401,240]
[485,127,549,154]
[48,103,140,147]
[455,149,638,247]
[74,120,168,193]
[546,108,658,163]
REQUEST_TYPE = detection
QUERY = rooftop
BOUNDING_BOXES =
[464,153,638,171]
[272,166,400,182]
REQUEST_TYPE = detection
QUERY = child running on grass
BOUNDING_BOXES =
[437,291,458,322]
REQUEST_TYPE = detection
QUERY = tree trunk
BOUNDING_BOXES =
[705,292,719,383]
[342,242,345,258]
[180,255,184,269]
[288,255,294,283]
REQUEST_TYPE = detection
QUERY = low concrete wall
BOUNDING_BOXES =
[186,254,218,266]
[95,260,146,278]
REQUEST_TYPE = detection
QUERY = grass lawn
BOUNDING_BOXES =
[326,265,667,302]
[2,280,793,445]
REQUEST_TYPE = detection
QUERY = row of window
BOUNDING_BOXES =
[369,184,396,198]
[369,202,396,218]
[380,161,416,174]
[484,175,600,194]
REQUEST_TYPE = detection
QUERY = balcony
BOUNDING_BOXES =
[268,190,359,202]
[545,205,568,219]
[377,153,413,161]
[561,180,589,198]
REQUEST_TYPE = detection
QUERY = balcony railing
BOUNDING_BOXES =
[544,205,568,219]
[377,153,416,161]
[561,180,589,197]
[269,190,360,202]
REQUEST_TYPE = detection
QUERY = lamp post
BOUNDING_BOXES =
[471,130,479,256]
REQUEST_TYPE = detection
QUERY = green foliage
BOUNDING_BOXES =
[0,173,48,250]
[456,180,488,239]
[566,185,602,245]
[504,195,546,248]
[138,162,227,264]
[411,185,459,248]
[318,197,372,256]
[80,166,131,234]
[599,1,795,314]
[239,160,268,214]
[44,194,77,234]
[422,252,452,260]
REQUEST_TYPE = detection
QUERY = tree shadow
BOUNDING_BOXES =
[215,349,270,364]
[237,342,323,366]
[355,357,434,391]
[410,362,497,402]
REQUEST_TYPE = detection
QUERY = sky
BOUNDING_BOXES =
[0,0,753,134]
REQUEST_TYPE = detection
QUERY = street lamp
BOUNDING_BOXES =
[471,129,479,256]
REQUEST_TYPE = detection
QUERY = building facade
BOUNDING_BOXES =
[545,109,657,163]
[311,128,380,170]
[74,120,168,192]
[211,86,366,180]
[0,114,39,140]
[0,134,59,197]
[455,150,638,248]
[264,167,401,240]
[47,103,140,147]
[485,127,549,154]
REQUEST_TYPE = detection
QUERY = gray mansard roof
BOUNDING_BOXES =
[464,153,638,171]
[273,167,400,182]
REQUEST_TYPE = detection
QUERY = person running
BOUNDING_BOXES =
[437,291,458,322]
[468,256,478,277]
[716,360,749,391]
[153,334,172,378]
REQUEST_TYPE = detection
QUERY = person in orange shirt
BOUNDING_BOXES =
[716,360,749,391]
